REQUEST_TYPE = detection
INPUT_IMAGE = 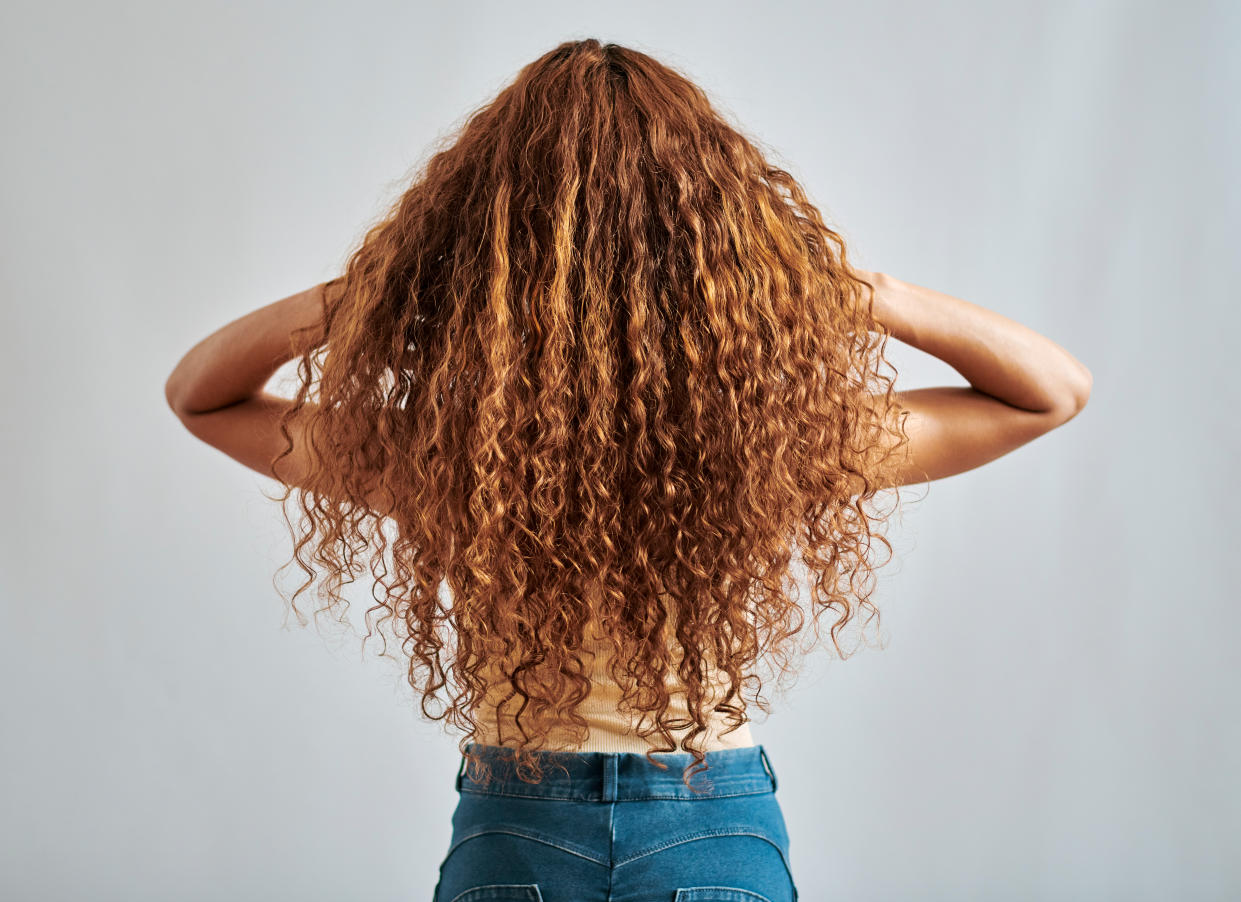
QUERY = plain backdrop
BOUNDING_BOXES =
[2,1,1238,899]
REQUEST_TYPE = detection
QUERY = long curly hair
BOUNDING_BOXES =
[268,38,913,789]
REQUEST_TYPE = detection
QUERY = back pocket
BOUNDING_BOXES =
[674,889,773,902]
[449,885,543,902]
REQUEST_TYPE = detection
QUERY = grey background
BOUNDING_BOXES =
[2,0,1237,899]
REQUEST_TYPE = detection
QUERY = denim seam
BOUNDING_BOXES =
[443,826,611,867]
[606,797,616,902]
[613,828,796,885]
[674,888,773,902]
[457,786,773,802]
[448,886,545,902]
[466,775,770,790]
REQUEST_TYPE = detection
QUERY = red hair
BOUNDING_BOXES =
[269,38,911,788]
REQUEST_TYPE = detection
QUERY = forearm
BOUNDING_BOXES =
[860,270,1092,413]
[165,283,326,416]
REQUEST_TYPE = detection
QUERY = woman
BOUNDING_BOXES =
[165,38,1091,902]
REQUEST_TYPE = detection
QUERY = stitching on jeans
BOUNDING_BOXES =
[673,888,773,902]
[613,828,796,883]
[606,797,616,901]
[449,885,544,902]
[457,786,773,802]
[460,774,770,792]
[442,826,611,866]
[613,827,787,865]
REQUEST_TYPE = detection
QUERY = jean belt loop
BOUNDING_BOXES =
[758,745,778,792]
[602,753,619,802]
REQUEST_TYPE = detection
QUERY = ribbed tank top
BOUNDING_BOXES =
[468,602,755,753]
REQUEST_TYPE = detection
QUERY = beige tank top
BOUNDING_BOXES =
[469,600,755,753]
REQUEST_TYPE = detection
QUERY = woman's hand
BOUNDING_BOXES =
[850,267,906,338]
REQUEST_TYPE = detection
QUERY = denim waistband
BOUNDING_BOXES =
[455,742,779,801]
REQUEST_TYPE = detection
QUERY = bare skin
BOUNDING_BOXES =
[163,282,399,516]
[848,268,1092,493]
[164,272,1091,509]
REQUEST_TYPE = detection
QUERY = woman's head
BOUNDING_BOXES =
[271,38,910,787]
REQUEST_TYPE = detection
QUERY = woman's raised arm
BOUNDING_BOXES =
[848,270,1092,492]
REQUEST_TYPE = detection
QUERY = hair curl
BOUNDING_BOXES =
[268,38,913,790]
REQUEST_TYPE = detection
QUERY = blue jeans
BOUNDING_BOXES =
[432,742,799,902]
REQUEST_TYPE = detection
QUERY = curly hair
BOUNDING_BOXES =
[268,37,913,790]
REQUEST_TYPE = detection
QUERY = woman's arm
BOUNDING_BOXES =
[163,283,326,417]
[847,269,1092,491]
[861,269,1092,414]
[162,283,394,516]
